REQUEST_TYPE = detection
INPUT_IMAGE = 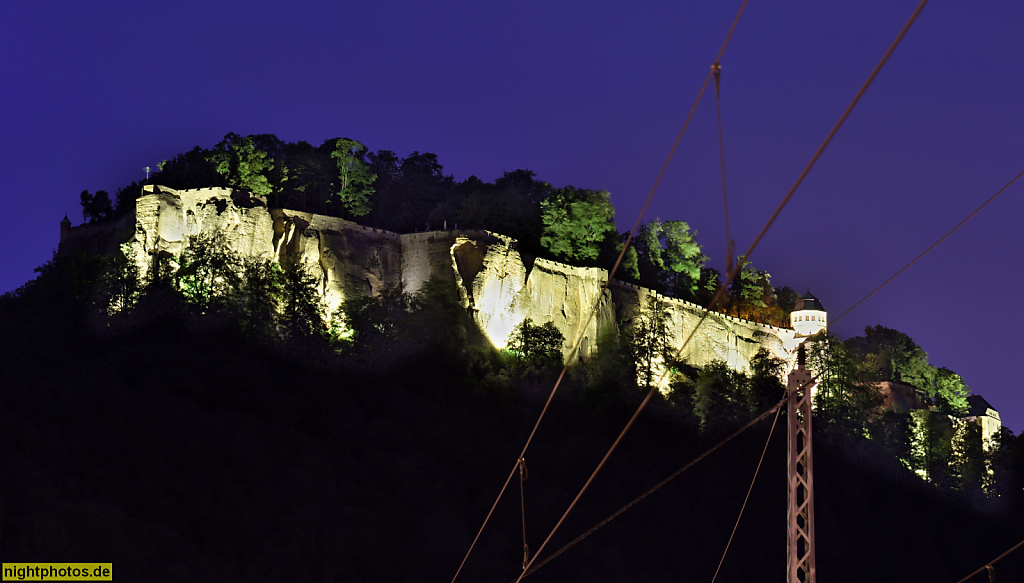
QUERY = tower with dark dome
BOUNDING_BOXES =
[791,290,827,336]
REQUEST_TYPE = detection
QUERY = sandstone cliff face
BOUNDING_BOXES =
[60,185,796,373]
[126,186,276,281]
[449,235,614,358]
[271,209,401,313]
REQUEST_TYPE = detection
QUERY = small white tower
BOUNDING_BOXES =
[791,290,827,337]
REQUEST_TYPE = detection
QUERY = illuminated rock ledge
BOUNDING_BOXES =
[60,185,799,375]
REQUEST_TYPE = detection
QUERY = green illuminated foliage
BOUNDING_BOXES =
[329,138,376,217]
[206,133,276,196]
[934,367,971,416]
[638,219,707,296]
[102,243,141,315]
[845,325,936,392]
[626,297,673,390]
[175,233,242,312]
[615,233,641,280]
[539,186,616,262]
[806,331,883,434]
[694,266,722,307]
[910,409,955,483]
[727,257,780,324]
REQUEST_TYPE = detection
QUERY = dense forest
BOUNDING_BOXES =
[78,133,798,326]
[5,179,1024,578]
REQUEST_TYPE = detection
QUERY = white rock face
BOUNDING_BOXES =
[272,209,401,314]
[446,234,615,359]
[76,185,797,374]
[129,186,276,280]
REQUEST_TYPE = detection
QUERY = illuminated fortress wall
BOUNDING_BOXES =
[60,185,797,369]
[612,282,798,374]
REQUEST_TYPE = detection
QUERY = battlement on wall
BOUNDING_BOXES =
[607,279,791,336]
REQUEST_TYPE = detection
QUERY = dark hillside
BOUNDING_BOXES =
[1,262,1023,582]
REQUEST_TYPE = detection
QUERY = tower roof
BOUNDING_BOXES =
[793,290,825,312]
[967,395,998,418]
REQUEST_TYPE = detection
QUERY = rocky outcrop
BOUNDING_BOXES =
[123,186,276,281]
[59,185,797,371]
[143,186,275,259]
[272,209,401,313]
[448,235,615,358]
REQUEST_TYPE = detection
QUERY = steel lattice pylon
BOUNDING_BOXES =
[787,348,817,583]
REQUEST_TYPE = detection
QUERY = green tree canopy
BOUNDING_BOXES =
[845,325,936,394]
[329,138,376,217]
[806,331,882,434]
[727,257,781,324]
[206,133,276,196]
[175,232,243,313]
[638,219,706,296]
[934,367,971,416]
[539,186,617,262]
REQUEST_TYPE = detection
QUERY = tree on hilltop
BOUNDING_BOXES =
[539,186,616,263]
[635,219,707,298]
[80,189,113,223]
[845,325,936,394]
[727,257,780,324]
[365,150,454,232]
[455,169,550,246]
[329,138,376,217]
[934,367,971,416]
[206,133,276,196]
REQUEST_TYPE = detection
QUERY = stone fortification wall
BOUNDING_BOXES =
[610,281,797,375]
[60,185,795,369]
[58,213,135,257]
